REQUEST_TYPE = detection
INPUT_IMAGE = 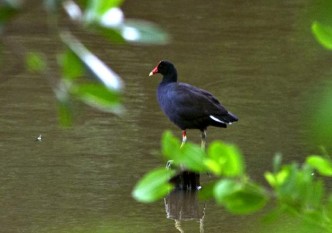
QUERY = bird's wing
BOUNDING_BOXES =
[170,83,228,120]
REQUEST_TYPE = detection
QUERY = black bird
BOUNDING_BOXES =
[149,60,238,148]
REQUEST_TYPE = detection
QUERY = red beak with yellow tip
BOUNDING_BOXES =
[149,66,159,76]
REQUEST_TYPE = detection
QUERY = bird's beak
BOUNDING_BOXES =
[149,66,158,76]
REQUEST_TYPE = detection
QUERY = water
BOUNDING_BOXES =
[0,0,330,232]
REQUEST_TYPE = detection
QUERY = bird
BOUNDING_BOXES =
[149,60,238,149]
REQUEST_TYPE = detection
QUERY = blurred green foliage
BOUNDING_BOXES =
[0,0,20,32]
[132,167,176,203]
[310,0,332,147]
[25,52,47,73]
[133,131,332,232]
[1,0,169,126]
[312,21,332,50]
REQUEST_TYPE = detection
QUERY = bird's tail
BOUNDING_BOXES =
[209,111,238,128]
[226,111,238,123]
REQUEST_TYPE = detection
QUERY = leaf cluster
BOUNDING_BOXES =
[133,131,332,231]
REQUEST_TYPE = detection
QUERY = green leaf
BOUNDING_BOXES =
[132,167,175,203]
[84,0,124,27]
[273,163,323,210]
[311,89,332,146]
[60,31,123,91]
[277,164,299,198]
[70,83,123,114]
[306,155,332,176]
[62,0,82,21]
[264,171,276,187]
[87,0,123,16]
[93,25,126,43]
[0,1,20,27]
[162,131,181,156]
[88,18,170,45]
[82,1,169,45]
[178,143,206,172]
[214,179,268,214]
[326,195,332,222]
[312,21,332,50]
[58,50,85,80]
[161,131,207,172]
[198,181,217,200]
[264,168,289,188]
[25,52,46,73]
[204,158,222,175]
[120,19,170,45]
[206,141,244,176]
[305,179,324,209]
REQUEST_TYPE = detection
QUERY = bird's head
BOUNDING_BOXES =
[149,60,176,77]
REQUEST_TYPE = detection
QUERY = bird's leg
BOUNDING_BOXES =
[180,130,187,148]
[201,129,207,150]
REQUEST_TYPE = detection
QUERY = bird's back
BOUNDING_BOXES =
[157,82,238,130]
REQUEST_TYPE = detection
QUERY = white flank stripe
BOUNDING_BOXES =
[210,115,226,124]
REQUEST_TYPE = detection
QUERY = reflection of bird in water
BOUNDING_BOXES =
[175,218,205,233]
[164,190,206,233]
[175,220,184,233]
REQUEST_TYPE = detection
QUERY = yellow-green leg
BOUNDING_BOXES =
[201,129,207,150]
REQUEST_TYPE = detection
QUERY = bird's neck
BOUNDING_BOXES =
[161,71,177,84]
